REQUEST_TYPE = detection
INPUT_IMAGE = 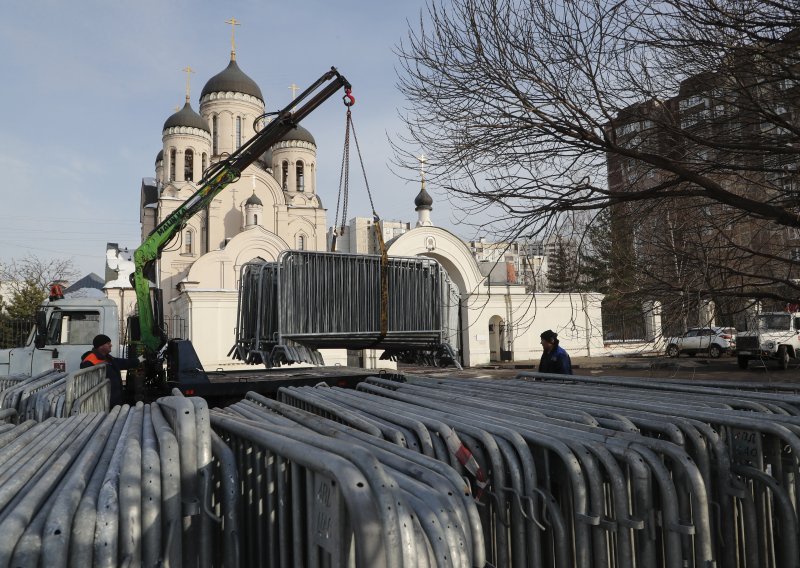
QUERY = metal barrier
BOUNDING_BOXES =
[229,251,461,368]
[248,373,800,568]
[0,366,109,421]
[211,393,482,568]
[0,398,238,567]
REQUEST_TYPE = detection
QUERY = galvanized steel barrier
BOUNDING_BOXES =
[229,251,461,368]
[0,366,109,421]
[251,373,800,568]
[211,392,484,567]
[0,396,239,567]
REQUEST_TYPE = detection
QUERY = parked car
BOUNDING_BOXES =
[665,327,736,358]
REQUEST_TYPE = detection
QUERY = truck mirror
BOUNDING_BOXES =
[34,310,47,349]
[35,310,47,334]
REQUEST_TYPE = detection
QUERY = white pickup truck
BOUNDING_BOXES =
[0,296,120,376]
[735,312,800,370]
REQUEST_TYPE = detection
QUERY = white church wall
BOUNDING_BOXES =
[171,289,247,370]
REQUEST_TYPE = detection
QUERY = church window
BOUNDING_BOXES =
[202,153,208,174]
[169,148,176,181]
[254,214,258,225]
[296,161,305,192]
[282,161,289,190]
[298,235,306,250]
[184,229,194,255]
[236,117,242,149]
[212,115,219,155]
[184,149,194,182]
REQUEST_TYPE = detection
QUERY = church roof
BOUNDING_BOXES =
[277,124,315,145]
[64,273,105,293]
[156,149,163,164]
[414,185,433,209]
[245,192,263,206]
[163,101,210,132]
[201,58,263,101]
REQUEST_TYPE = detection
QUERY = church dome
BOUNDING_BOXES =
[201,58,263,101]
[163,101,210,132]
[245,192,263,206]
[278,124,315,145]
[155,149,163,164]
[414,186,433,209]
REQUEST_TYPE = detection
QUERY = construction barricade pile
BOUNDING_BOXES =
[0,365,109,421]
[0,372,797,566]
[229,251,461,369]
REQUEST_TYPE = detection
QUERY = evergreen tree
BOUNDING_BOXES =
[6,279,46,321]
[546,238,579,292]
[578,209,612,294]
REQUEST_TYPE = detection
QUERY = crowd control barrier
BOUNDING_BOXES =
[229,251,461,368]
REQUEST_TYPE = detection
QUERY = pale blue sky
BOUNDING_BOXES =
[0,0,462,278]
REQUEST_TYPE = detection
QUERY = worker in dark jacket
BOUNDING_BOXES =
[538,329,573,375]
[80,334,138,406]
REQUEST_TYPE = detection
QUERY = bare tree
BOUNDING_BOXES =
[395,0,800,328]
[0,255,78,297]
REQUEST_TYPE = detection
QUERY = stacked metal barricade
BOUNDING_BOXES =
[212,392,485,567]
[266,374,800,568]
[0,366,109,421]
[230,251,461,368]
[0,395,239,567]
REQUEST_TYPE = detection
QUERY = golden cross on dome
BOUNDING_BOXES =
[182,65,194,103]
[225,17,241,58]
[288,83,300,100]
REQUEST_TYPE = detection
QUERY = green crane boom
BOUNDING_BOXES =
[131,66,352,360]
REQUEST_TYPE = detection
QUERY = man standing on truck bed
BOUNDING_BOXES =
[81,334,139,406]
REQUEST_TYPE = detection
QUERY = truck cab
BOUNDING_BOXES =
[736,311,800,370]
[0,297,120,376]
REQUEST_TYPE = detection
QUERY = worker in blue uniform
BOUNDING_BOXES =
[538,329,573,374]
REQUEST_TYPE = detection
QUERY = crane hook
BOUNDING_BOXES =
[343,88,355,107]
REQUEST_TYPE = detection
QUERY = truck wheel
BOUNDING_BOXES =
[737,356,749,370]
[778,346,790,370]
[666,344,679,358]
[708,344,722,358]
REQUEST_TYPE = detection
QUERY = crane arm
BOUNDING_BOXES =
[132,66,352,355]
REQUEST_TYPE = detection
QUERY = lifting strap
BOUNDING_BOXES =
[332,107,389,338]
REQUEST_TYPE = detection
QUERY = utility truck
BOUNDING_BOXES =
[0,294,120,376]
[0,68,374,404]
[735,310,800,369]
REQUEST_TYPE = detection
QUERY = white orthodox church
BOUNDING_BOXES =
[106,41,606,370]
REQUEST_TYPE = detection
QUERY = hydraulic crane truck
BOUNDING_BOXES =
[125,67,366,402]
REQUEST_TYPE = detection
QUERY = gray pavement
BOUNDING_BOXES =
[450,353,800,382]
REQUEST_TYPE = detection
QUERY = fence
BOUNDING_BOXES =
[601,310,647,342]
[0,317,34,349]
